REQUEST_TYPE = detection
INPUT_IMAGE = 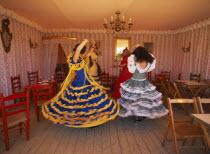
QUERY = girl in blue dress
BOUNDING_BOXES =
[42,39,120,128]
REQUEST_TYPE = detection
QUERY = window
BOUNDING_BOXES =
[144,42,153,53]
[115,38,130,60]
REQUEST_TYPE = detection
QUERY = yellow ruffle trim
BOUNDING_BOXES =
[52,94,108,109]
[42,100,120,128]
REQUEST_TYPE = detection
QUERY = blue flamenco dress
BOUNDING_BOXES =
[42,52,120,128]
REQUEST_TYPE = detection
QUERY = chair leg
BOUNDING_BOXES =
[171,129,179,154]
[162,124,170,146]
[202,137,210,154]
[3,128,10,150]
[19,122,23,135]
[26,120,30,140]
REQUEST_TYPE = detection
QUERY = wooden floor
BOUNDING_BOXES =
[0,109,207,154]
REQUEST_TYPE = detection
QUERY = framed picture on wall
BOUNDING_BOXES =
[144,42,153,53]
[95,40,101,56]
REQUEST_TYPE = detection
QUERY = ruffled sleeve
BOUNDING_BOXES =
[146,54,156,72]
[67,52,86,70]
[127,54,136,73]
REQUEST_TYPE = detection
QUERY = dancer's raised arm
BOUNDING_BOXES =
[83,40,96,58]
[73,39,88,63]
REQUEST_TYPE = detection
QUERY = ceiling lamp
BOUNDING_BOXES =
[103,11,133,33]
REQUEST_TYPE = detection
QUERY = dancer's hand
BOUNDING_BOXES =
[90,40,95,46]
[83,39,89,43]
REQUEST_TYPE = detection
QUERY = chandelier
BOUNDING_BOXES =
[103,11,133,33]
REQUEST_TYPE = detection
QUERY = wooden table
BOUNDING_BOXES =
[175,80,208,97]
[191,114,210,149]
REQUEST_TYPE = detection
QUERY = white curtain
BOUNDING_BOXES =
[175,26,210,80]
[0,15,42,96]
[41,40,59,80]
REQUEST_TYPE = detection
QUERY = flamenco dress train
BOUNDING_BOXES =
[42,52,120,128]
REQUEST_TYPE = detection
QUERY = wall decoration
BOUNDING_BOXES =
[0,18,12,53]
[144,42,153,53]
[29,38,38,49]
[182,42,191,52]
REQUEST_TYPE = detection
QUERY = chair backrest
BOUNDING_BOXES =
[54,71,66,83]
[160,78,169,95]
[167,98,199,125]
[178,73,181,80]
[33,85,53,104]
[161,70,171,80]
[11,75,21,94]
[0,91,30,127]
[197,97,210,114]
[190,73,200,81]
[100,71,110,85]
[155,74,166,84]
[147,72,152,82]
[28,71,39,85]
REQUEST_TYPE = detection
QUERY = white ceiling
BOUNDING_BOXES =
[0,0,210,30]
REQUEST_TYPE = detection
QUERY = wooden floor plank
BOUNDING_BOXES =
[63,128,81,153]
[53,126,74,154]
[83,127,95,154]
[109,119,122,154]
[0,109,206,154]
[74,128,87,154]
[116,118,132,154]
[92,125,102,154]
[101,123,112,154]
[133,130,151,154]
[45,125,67,154]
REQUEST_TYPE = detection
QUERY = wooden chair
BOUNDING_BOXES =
[173,82,191,114]
[54,71,66,83]
[100,71,110,87]
[147,72,152,82]
[162,98,207,154]
[54,71,66,93]
[196,97,210,151]
[161,70,171,81]
[164,81,178,99]
[160,78,169,96]
[28,71,39,85]
[32,85,53,121]
[154,74,166,91]
[190,73,200,81]
[178,73,181,80]
[110,76,118,91]
[11,75,25,94]
[197,97,210,114]
[0,91,30,150]
[11,75,25,104]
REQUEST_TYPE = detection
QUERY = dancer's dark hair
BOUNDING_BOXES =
[132,46,154,63]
